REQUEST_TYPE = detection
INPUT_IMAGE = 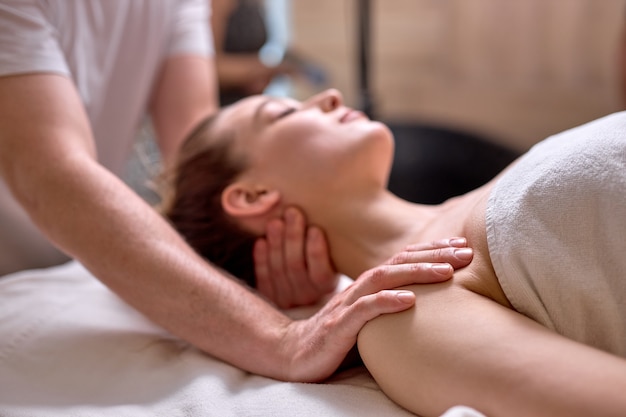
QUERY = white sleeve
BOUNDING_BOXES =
[167,0,215,58]
[0,0,70,77]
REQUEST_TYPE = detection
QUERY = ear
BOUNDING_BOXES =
[221,182,281,218]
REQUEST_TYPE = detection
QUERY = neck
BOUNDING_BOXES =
[307,190,446,279]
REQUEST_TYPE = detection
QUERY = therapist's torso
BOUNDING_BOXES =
[0,0,212,275]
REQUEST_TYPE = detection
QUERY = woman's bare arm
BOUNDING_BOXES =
[358,282,626,417]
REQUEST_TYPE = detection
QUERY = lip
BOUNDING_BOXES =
[340,109,366,123]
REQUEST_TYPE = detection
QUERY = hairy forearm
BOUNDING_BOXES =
[7,152,298,379]
[358,283,626,417]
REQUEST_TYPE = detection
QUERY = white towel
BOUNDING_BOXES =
[487,111,626,355]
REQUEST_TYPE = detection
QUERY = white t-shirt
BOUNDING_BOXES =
[0,0,214,275]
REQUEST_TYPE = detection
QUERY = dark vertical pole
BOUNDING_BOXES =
[357,0,374,118]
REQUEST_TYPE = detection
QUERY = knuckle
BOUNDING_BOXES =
[322,311,343,332]
[390,251,407,265]
[349,296,370,315]
[369,266,388,285]
[407,263,426,274]
[353,292,390,315]
[321,307,344,334]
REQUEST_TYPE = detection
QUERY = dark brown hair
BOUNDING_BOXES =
[159,114,258,287]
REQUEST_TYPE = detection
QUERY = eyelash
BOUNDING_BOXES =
[276,107,296,120]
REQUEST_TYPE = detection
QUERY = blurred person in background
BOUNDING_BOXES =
[212,0,327,105]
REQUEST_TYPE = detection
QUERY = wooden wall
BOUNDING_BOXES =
[289,0,626,151]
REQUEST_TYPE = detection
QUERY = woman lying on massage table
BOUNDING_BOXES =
[158,89,626,417]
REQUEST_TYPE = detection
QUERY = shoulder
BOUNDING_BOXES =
[0,0,70,78]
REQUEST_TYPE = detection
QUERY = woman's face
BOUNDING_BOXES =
[213,89,394,200]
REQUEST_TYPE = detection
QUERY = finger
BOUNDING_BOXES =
[278,226,336,306]
[404,237,468,251]
[283,207,308,282]
[253,238,276,303]
[264,211,332,308]
[386,246,473,269]
[283,207,340,306]
[351,290,416,313]
[289,288,418,382]
[348,263,452,303]
[324,290,416,342]
[267,219,293,308]
[306,226,339,293]
[279,208,323,306]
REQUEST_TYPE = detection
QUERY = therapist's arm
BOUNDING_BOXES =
[0,66,467,381]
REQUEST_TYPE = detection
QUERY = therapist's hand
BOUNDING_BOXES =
[278,237,473,382]
[254,207,338,309]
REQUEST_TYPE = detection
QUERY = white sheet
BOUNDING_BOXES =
[0,261,484,417]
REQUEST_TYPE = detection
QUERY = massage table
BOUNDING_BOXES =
[0,261,484,417]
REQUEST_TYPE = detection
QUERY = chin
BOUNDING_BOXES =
[368,119,393,138]
[360,123,395,176]
[368,121,394,153]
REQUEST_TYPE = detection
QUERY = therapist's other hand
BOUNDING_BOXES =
[279,237,473,382]
[254,207,338,309]
[385,237,474,271]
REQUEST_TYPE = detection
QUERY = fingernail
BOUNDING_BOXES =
[432,264,452,275]
[449,237,467,247]
[396,291,415,303]
[454,248,473,260]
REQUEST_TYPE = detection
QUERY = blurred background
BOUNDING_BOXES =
[127,0,626,204]
[286,0,626,202]
[289,0,624,150]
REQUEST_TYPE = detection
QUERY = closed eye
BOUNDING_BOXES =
[276,107,296,120]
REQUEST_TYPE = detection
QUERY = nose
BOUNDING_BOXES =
[304,88,344,112]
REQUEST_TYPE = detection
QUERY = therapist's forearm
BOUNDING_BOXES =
[11,153,298,379]
[0,73,298,380]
